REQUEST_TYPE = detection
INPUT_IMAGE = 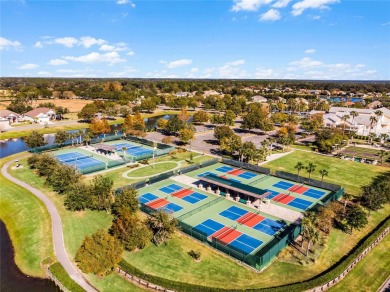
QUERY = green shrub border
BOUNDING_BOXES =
[118,215,390,292]
[49,262,85,292]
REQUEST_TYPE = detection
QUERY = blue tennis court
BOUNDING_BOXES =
[112,142,153,156]
[265,189,280,199]
[237,171,257,179]
[219,206,248,221]
[66,157,105,170]
[229,234,263,254]
[56,152,87,162]
[138,193,159,204]
[194,219,224,237]
[303,189,326,199]
[182,192,208,204]
[112,142,138,151]
[160,202,183,213]
[159,184,182,194]
[273,181,295,190]
[215,166,234,173]
[288,198,312,210]
[198,171,214,177]
[253,218,284,236]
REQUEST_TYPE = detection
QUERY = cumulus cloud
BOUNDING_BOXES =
[232,0,274,12]
[161,59,193,68]
[62,51,126,64]
[17,63,39,69]
[259,9,281,21]
[217,59,247,78]
[99,43,128,52]
[0,37,22,51]
[126,50,135,56]
[79,36,106,48]
[305,49,316,54]
[190,68,199,73]
[116,0,136,7]
[272,0,291,8]
[48,59,68,66]
[37,71,52,76]
[108,67,137,77]
[292,0,339,16]
[254,68,279,78]
[54,37,78,47]
[34,41,43,48]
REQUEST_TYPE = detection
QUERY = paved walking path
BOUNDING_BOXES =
[2,159,97,292]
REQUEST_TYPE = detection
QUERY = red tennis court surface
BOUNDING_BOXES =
[172,189,193,198]
[228,169,245,176]
[244,214,265,227]
[215,228,242,244]
[146,198,169,209]
[289,185,309,194]
[273,194,295,204]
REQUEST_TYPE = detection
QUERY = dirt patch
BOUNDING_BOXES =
[0,99,93,113]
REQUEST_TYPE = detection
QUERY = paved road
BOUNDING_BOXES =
[2,159,97,292]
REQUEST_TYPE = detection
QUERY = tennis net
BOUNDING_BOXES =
[58,154,93,163]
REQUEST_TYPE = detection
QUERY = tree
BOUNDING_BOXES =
[157,118,168,130]
[78,103,98,121]
[341,114,350,135]
[89,118,111,136]
[68,132,77,146]
[369,116,378,134]
[84,132,91,146]
[220,134,242,156]
[301,212,319,256]
[75,230,123,276]
[178,108,189,122]
[110,211,152,251]
[223,110,235,126]
[345,205,368,233]
[192,111,209,124]
[165,115,184,134]
[64,182,92,211]
[23,131,46,148]
[161,136,174,144]
[378,150,386,164]
[343,192,353,213]
[178,128,195,144]
[360,185,388,215]
[147,210,178,245]
[295,162,305,178]
[306,162,316,179]
[112,188,139,216]
[46,164,82,194]
[350,111,358,126]
[214,125,234,143]
[54,130,68,145]
[241,141,256,162]
[140,99,157,112]
[90,175,114,213]
[319,169,329,183]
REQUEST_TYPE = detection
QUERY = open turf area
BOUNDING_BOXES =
[264,150,388,195]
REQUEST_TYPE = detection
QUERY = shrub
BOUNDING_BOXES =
[188,250,201,261]
[49,263,84,292]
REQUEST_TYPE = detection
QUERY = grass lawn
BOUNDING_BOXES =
[92,151,214,188]
[330,233,390,292]
[123,205,390,289]
[264,150,388,195]
[0,154,54,278]
[127,161,179,177]
[86,273,146,292]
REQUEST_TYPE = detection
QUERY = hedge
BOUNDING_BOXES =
[118,215,390,292]
[49,262,85,292]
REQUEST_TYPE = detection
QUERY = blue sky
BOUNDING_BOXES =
[1,0,389,80]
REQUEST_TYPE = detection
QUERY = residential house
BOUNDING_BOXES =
[175,92,191,97]
[0,109,21,124]
[24,107,56,125]
[366,100,383,109]
[251,95,267,103]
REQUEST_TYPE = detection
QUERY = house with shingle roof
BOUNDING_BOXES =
[24,107,56,125]
[0,109,22,123]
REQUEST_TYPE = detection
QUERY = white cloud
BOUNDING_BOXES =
[108,67,137,77]
[232,0,274,12]
[37,71,52,76]
[48,59,68,66]
[161,59,193,68]
[116,0,136,7]
[292,0,339,16]
[272,0,291,8]
[126,50,135,56]
[17,63,39,69]
[305,49,316,54]
[63,51,126,64]
[289,57,323,69]
[79,36,106,48]
[34,41,43,48]
[0,37,22,51]
[312,15,321,19]
[259,9,281,21]
[217,59,247,78]
[190,68,199,73]
[254,68,279,78]
[54,37,78,47]
[381,22,390,26]
[99,43,127,51]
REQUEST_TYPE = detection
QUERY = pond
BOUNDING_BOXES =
[0,220,59,292]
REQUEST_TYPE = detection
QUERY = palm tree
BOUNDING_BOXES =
[350,110,358,125]
[84,133,91,146]
[69,132,77,146]
[121,146,127,158]
[146,210,178,246]
[374,110,383,119]
[380,133,389,144]
[343,192,353,213]
[301,212,318,256]
[378,150,386,164]
[369,116,378,134]
[319,169,328,184]
[341,114,350,136]
[295,162,305,179]
[306,162,316,179]
[77,130,83,144]
[368,132,377,144]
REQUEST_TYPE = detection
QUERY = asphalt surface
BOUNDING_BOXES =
[2,159,97,292]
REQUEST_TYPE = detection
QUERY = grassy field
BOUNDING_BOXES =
[94,151,213,188]
[330,233,390,292]
[86,272,146,291]
[127,161,179,177]
[0,154,54,278]
[264,150,388,195]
